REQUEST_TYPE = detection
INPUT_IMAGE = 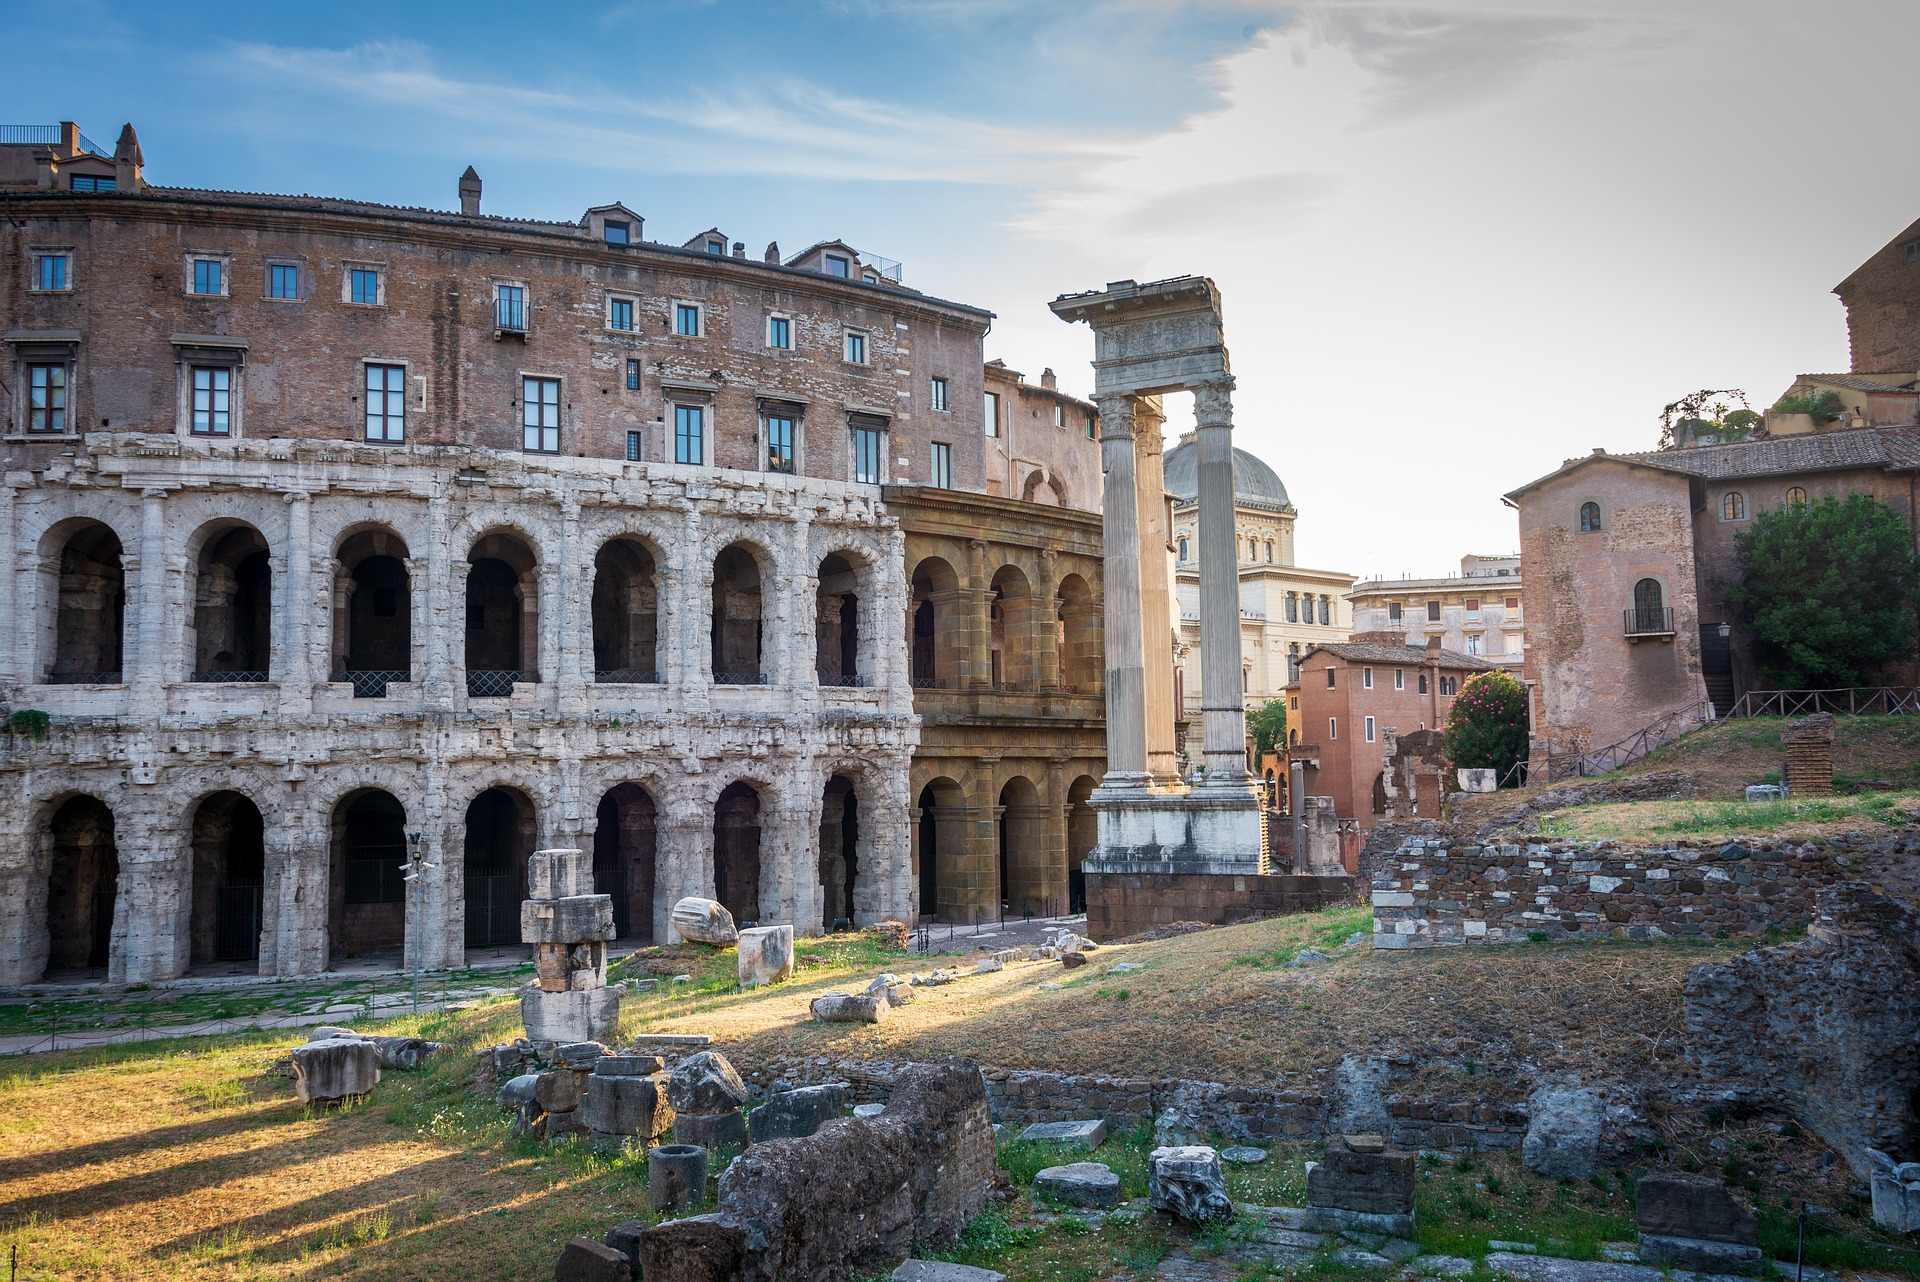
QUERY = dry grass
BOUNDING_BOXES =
[1536,791,1920,843]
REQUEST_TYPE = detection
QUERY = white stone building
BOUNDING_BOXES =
[1346,554,1527,669]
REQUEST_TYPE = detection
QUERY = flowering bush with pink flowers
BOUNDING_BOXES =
[1442,670,1530,782]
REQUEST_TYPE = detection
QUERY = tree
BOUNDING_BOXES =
[1246,697,1288,757]
[1442,670,1530,782]
[1725,492,1920,688]
[1658,388,1754,450]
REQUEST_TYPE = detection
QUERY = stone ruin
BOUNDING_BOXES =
[1782,712,1834,796]
[496,1041,674,1151]
[521,847,623,1044]
[290,1025,445,1105]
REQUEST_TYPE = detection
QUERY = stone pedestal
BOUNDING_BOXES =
[1085,785,1265,875]
[521,848,622,1044]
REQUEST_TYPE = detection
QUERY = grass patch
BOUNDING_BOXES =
[1535,791,1919,843]
[1234,905,1374,969]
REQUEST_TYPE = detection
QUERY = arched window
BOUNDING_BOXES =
[1784,486,1807,508]
[1265,541,1274,563]
[1630,578,1666,634]
[1721,491,1746,521]
[1578,501,1602,533]
[1247,537,1257,560]
[1177,538,1188,561]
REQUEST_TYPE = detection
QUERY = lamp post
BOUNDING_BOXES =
[402,831,437,1014]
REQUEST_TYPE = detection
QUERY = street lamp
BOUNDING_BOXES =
[401,831,438,1014]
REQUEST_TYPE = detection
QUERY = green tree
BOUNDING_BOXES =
[1725,492,1920,687]
[1246,697,1288,756]
[1442,670,1530,781]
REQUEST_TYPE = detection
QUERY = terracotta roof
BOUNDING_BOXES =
[1796,373,1917,394]
[1302,641,1494,671]
[142,185,584,233]
[1620,427,1919,480]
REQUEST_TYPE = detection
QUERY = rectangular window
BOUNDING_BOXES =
[984,391,999,437]
[27,364,66,434]
[1325,667,1336,689]
[1427,600,1441,622]
[604,220,630,245]
[1467,634,1482,655]
[853,426,884,484]
[1465,598,1481,622]
[608,297,635,331]
[522,376,560,453]
[767,315,791,349]
[349,267,381,305]
[1419,673,1429,694]
[931,378,950,412]
[930,442,954,489]
[1086,415,1096,440]
[844,330,867,364]
[674,303,701,337]
[496,284,526,330]
[625,359,641,390]
[365,364,406,442]
[35,254,70,291]
[1053,404,1065,428]
[268,263,299,299]
[1394,669,1405,690]
[625,430,642,462]
[192,258,223,296]
[1365,716,1376,743]
[71,174,114,192]
[1362,667,1373,689]
[1329,717,1338,741]
[191,367,232,436]
[825,254,850,277]
[674,404,704,464]
[1319,597,1330,626]
[706,240,725,255]
[766,415,795,474]
[1388,601,1402,623]
[1506,596,1519,612]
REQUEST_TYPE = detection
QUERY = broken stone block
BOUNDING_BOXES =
[737,924,794,988]
[497,1072,541,1112]
[1305,1134,1415,1235]
[1635,1171,1757,1244]
[810,991,887,1023]
[893,1262,1007,1282]
[366,1035,441,1071]
[595,1054,665,1077]
[292,1037,381,1105]
[552,1041,611,1070]
[1148,1145,1233,1223]
[675,1109,748,1150]
[854,1103,886,1119]
[1522,1084,1603,1178]
[1868,1150,1920,1234]
[1017,1119,1107,1150]
[535,1068,590,1114]
[603,1220,647,1280]
[665,1051,750,1114]
[649,1142,708,1214]
[748,1083,847,1143]
[1034,1161,1120,1207]
[1060,952,1088,970]
[671,896,739,946]
[529,848,595,901]
[522,895,617,945]
[1221,1146,1268,1164]
[555,1235,631,1282]
[976,956,1004,974]
[578,1073,674,1143]
[866,973,914,1007]
[545,1109,588,1143]
[1640,1235,1765,1273]
[522,985,623,1044]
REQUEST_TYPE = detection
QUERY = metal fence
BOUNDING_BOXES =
[466,670,521,697]
[1721,687,1920,719]
[343,669,409,698]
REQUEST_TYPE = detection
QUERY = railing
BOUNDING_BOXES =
[0,125,107,153]
[1525,700,1708,785]
[910,676,940,689]
[466,670,521,697]
[818,674,869,688]
[1623,607,1675,637]
[189,670,270,684]
[343,669,409,699]
[495,298,526,331]
[43,672,121,685]
[1721,687,1920,719]
[713,672,767,686]
[594,669,660,684]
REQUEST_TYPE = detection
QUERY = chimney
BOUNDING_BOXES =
[1425,636,1442,659]
[732,241,746,259]
[459,166,482,216]
[763,241,780,264]
[113,123,144,193]
[33,148,55,190]
[59,122,81,158]
[1041,367,1057,390]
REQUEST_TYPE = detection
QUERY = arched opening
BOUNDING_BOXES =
[915,777,967,922]
[592,537,659,683]
[47,522,125,683]
[997,775,1047,916]
[330,790,407,964]
[189,791,265,966]
[44,795,117,978]
[714,782,763,924]
[711,544,765,683]
[1056,573,1100,693]
[908,556,961,687]
[335,527,412,698]
[1578,501,1602,533]
[818,775,859,930]
[989,564,1037,689]
[816,553,862,686]
[594,783,658,941]
[1066,774,1097,915]
[1372,772,1389,816]
[191,524,272,681]
[466,530,538,697]
[1631,578,1666,634]
[465,787,535,949]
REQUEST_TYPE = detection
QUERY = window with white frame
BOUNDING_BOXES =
[1053,403,1064,428]
[767,315,792,350]
[844,329,868,364]
[608,296,635,331]
[984,390,999,437]
[674,302,702,337]
[1393,669,1404,690]
[365,364,406,442]
[674,404,704,464]
[33,253,71,292]
[1365,716,1376,743]
[1329,717,1338,741]
[267,263,300,300]
[191,367,233,436]
[346,265,384,306]
[1362,667,1373,689]
[26,363,68,434]
[522,376,561,453]
[930,442,954,489]
[190,257,226,296]
[1325,666,1336,689]
[765,413,795,474]
[931,378,950,412]
[495,283,527,330]
[1467,634,1482,655]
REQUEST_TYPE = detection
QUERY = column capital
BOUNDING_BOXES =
[1094,395,1136,440]
[1192,377,1236,425]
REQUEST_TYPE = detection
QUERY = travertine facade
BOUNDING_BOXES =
[1347,554,1525,669]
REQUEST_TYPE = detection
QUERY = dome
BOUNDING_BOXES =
[1161,434,1290,508]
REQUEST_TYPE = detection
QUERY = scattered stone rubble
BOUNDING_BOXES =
[665,1050,752,1150]
[1634,1171,1762,1273]
[1868,1148,1920,1234]
[1305,1134,1415,1236]
[671,896,739,946]
[289,1025,446,1104]
[521,849,624,1043]
[737,924,794,988]
[1521,1084,1604,1178]
[1148,1145,1233,1223]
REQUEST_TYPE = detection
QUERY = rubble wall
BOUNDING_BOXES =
[1086,871,1355,942]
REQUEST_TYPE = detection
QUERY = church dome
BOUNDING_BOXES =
[1162,434,1290,508]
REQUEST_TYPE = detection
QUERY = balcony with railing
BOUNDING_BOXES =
[466,670,523,697]
[494,293,527,336]
[342,669,409,698]
[1623,607,1675,640]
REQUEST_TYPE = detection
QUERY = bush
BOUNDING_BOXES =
[1442,670,1530,781]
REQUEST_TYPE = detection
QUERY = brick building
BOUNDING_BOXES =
[981,360,1101,513]
[1346,554,1526,669]
[1283,636,1492,822]
[0,121,1102,982]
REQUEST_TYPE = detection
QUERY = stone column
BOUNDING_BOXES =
[280,490,315,712]
[519,568,542,682]
[1094,396,1149,788]
[422,491,455,703]
[1193,379,1252,788]
[1037,546,1061,692]
[271,803,329,976]
[1132,396,1180,783]
[555,495,585,695]
[1043,757,1070,916]
[0,485,17,689]
[965,539,992,690]
[654,796,711,943]
[132,487,171,698]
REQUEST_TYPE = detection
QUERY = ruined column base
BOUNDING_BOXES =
[522,984,625,1044]
[1085,787,1266,875]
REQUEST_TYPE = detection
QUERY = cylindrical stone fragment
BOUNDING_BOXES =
[648,1143,708,1215]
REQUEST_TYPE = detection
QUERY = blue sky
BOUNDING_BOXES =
[9,1,1920,577]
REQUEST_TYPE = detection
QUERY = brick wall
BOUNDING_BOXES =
[1086,871,1355,942]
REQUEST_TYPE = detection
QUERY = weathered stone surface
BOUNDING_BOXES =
[1637,1234,1763,1274]
[737,925,794,988]
[675,1110,749,1149]
[367,1035,441,1071]
[522,896,617,945]
[553,1041,612,1070]
[810,991,888,1023]
[893,1263,1007,1282]
[1634,1172,1757,1244]
[1410,1256,1477,1276]
[1308,1134,1415,1217]
[867,973,914,1007]
[522,986,624,1045]
[555,1235,631,1282]
[666,1051,751,1114]
[545,1109,588,1142]
[672,897,740,947]
[854,1103,887,1119]
[1685,882,1920,1178]
[1522,1084,1604,1178]
[595,1055,666,1077]
[976,956,1004,974]
[748,1083,848,1143]
[578,1073,674,1142]
[535,1069,590,1114]
[650,1143,709,1214]
[1148,1145,1232,1223]
[1869,1150,1920,1233]
[1060,952,1088,970]
[1484,1251,1666,1282]
[292,1038,380,1104]
[1034,1162,1120,1207]
[497,1073,541,1111]
[530,848,595,902]
[1018,1119,1107,1150]
[1332,1055,1391,1135]
[1220,1146,1268,1164]
[604,1221,647,1279]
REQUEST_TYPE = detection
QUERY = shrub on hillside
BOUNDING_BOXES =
[1443,670,1530,782]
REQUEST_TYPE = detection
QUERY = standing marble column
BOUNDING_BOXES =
[132,487,171,698]
[1193,378,1251,788]
[1132,396,1180,783]
[1094,395,1149,787]
[280,490,315,712]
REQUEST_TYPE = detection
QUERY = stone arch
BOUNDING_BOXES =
[996,774,1047,916]
[42,794,118,978]
[908,555,964,687]
[1022,469,1066,507]
[713,781,764,925]
[328,788,408,965]
[915,775,967,923]
[333,524,413,695]
[188,520,272,681]
[818,774,860,930]
[40,519,126,684]
[188,790,266,967]
[594,782,658,941]
[592,535,661,683]
[989,563,1039,689]
[466,528,539,695]
[464,786,536,949]
[711,542,766,683]
[1066,774,1098,915]
[1056,572,1100,693]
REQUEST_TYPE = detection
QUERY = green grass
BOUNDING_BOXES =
[1234,905,1373,970]
[1535,790,1919,842]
